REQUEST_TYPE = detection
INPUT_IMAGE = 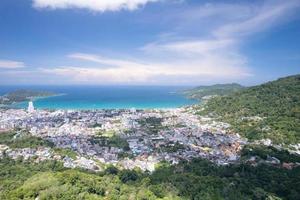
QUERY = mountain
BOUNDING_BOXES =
[197,74,300,144]
[182,83,245,100]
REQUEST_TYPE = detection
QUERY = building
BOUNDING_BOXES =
[28,101,35,113]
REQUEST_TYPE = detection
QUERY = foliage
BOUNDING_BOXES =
[0,158,177,200]
[197,74,300,144]
[96,130,116,137]
[105,165,119,175]
[151,158,300,200]
[241,145,300,163]
[0,158,64,199]
[53,147,77,159]
[119,170,139,183]
[138,117,165,135]
[89,135,130,151]
[1,148,300,200]
[182,83,245,100]
[108,135,130,151]
[0,131,54,149]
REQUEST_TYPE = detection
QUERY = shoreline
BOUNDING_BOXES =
[5,94,198,110]
[2,105,190,112]
[0,87,198,110]
[3,93,66,108]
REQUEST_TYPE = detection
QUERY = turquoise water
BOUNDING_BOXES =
[0,86,197,110]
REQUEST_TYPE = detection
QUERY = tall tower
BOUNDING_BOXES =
[27,101,35,113]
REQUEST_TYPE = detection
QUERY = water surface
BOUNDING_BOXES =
[0,86,198,110]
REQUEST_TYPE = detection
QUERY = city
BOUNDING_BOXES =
[0,102,246,172]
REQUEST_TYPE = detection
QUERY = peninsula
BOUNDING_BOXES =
[0,89,57,106]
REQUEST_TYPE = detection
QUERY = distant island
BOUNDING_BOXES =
[0,89,57,106]
[181,83,245,100]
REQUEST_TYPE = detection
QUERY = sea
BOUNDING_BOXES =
[0,86,198,110]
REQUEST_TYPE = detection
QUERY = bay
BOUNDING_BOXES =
[0,86,197,110]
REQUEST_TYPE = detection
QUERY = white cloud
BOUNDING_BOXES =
[32,0,161,12]
[39,51,252,85]
[141,38,251,78]
[157,0,300,39]
[20,0,300,85]
[142,39,236,55]
[40,66,154,83]
[0,60,25,69]
[68,53,145,69]
[214,0,300,38]
[134,0,300,84]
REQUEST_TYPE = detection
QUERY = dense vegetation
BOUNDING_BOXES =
[182,83,244,100]
[138,117,165,135]
[0,158,178,200]
[1,152,299,200]
[0,131,54,149]
[53,147,78,159]
[197,74,300,144]
[0,89,56,105]
[241,145,300,163]
[89,135,130,151]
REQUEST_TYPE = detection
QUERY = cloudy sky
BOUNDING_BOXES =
[0,0,300,85]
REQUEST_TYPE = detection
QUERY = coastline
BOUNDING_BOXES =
[5,93,66,109]
[0,86,197,110]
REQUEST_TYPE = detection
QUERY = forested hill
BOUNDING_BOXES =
[197,74,300,144]
[182,83,245,100]
[0,90,56,105]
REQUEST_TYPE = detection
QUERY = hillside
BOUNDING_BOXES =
[1,154,300,199]
[182,83,245,100]
[197,74,300,144]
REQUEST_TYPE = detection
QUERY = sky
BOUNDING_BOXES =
[0,0,300,86]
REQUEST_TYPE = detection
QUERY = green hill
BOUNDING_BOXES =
[1,156,300,200]
[197,74,300,144]
[0,89,56,105]
[182,83,245,100]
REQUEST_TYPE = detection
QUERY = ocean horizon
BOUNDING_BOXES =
[0,85,198,110]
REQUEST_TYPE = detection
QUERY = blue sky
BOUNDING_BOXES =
[0,0,299,85]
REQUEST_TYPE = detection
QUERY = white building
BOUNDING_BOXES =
[27,101,35,113]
